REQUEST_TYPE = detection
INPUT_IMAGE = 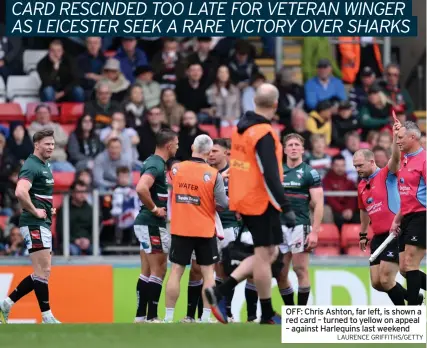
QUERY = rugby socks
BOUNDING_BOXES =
[147,276,163,320]
[215,277,223,287]
[187,280,203,319]
[280,287,295,306]
[419,271,426,291]
[406,270,422,305]
[260,298,275,322]
[225,288,235,318]
[216,276,238,298]
[8,274,34,304]
[136,275,149,320]
[298,286,311,306]
[164,308,174,322]
[245,282,258,321]
[201,308,212,322]
[197,290,204,320]
[33,275,50,312]
[386,283,406,305]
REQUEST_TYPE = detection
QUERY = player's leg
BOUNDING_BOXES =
[134,250,150,323]
[379,261,405,305]
[215,261,234,320]
[165,235,193,322]
[370,264,383,291]
[245,277,258,322]
[183,259,202,322]
[290,226,311,305]
[277,252,294,305]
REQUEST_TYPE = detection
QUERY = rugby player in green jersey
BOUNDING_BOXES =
[133,129,179,323]
[0,129,60,324]
[277,133,324,306]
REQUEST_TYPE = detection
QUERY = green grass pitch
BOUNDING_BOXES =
[0,324,424,348]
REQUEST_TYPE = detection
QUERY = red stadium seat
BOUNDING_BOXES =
[26,102,59,123]
[60,102,84,124]
[341,223,374,249]
[325,148,340,157]
[132,171,140,186]
[104,50,117,58]
[0,216,9,231]
[219,126,234,138]
[199,125,218,139]
[53,172,75,191]
[61,124,75,136]
[346,246,368,257]
[314,246,341,256]
[318,224,340,245]
[0,103,25,122]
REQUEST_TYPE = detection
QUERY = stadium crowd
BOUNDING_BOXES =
[0,36,424,256]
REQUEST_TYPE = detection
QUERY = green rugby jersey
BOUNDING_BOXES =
[218,164,239,229]
[281,162,321,226]
[18,154,54,229]
[134,154,168,228]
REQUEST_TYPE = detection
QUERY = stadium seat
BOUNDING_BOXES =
[199,125,218,139]
[325,148,340,157]
[53,194,63,209]
[0,103,25,122]
[346,245,368,257]
[53,172,75,191]
[341,223,374,249]
[61,124,75,136]
[219,126,234,138]
[12,97,41,114]
[60,103,84,124]
[26,102,60,123]
[318,224,340,245]
[132,171,140,186]
[6,75,40,100]
[23,50,48,74]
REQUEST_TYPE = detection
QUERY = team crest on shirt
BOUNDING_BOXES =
[296,168,304,179]
[203,172,212,182]
[400,178,404,183]
[367,197,373,204]
[172,167,178,176]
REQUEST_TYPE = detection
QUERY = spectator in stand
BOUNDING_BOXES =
[2,226,27,257]
[134,65,161,109]
[420,132,426,150]
[206,65,241,126]
[306,99,333,145]
[4,122,33,164]
[37,40,84,102]
[275,67,305,123]
[359,84,392,138]
[122,84,146,128]
[77,37,106,99]
[377,131,393,151]
[74,168,94,206]
[348,67,377,114]
[57,180,93,256]
[0,133,17,186]
[242,72,266,113]
[152,38,187,89]
[67,115,103,171]
[84,80,120,130]
[99,111,140,166]
[175,63,212,120]
[93,138,132,190]
[0,164,20,217]
[322,155,359,231]
[331,101,360,149]
[0,28,23,82]
[340,131,360,183]
[302,37,342,83]
[304,58,347,112]
[304,134,331,179]
[28,104,75,172]
[115,37,148,84]
[227,39,259,90]
[176,110,208,161]
[366,130,379,149]
[380,63,414,115]
[101,58,130,102]
[372,146,390,169]
[136,106,170,161]
[186,37,220,86]
[160,88,185,131]
[281,109,312,150]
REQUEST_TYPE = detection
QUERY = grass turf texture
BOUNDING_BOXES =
[0,324,423,348]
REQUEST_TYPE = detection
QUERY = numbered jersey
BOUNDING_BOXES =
[18,154,54,229]
[281,162,321,226]
[134,154,168,227]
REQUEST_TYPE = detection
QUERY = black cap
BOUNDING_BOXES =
[122,37,137,41]
[338,100,352,110]
[361,66,375,77]
[197,37,212,42]
[317,58,331,68]
[134,65,153,76]
[316,99,333,112]
[368,84,382,94]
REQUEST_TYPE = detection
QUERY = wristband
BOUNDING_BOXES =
[151,206,158,213]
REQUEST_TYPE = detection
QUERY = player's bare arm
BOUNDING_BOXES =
[388,121,402,174]
[307,187,323,250]
[390,210,402,236]
[136,174,166,218]
[15,179,46,219]
[359,209,370,251]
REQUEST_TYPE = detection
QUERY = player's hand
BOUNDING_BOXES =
[359,232,369,252]
[392,120,402,136]
[154,207,167,218]
[305,233,318,251]
[390,221,401,237]
[282,210,296,228]
[35,209,47,219]
[51,208,56,216]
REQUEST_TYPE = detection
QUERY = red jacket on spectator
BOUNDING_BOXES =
[322,170,357,213]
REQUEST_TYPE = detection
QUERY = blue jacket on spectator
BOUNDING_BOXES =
[77,52,106,91]
[304,76,347,111]
[115,47,148,84]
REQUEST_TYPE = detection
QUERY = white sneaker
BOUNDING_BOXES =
[197,318,218,324]
[42,315,61,324]
[227,316,235,323]
[146,318,163,323]
[180,317,196,323]
[0,300,10,324]
[134,317,146,323]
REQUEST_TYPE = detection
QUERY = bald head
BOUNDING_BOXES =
[353,149,376,178]
[353,149,374,161]
[254,83,279,110]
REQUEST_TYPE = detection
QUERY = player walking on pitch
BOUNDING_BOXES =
[133,130,179,322]
[277,134,324,306]
[0,129,60,324]
[391,121,426,305]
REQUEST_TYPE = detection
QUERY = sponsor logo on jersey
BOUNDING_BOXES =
[400,178,405,183]
[45,179,54,184]
[367,197,373,204]
[30,230,41,240]
[203,172,212,182]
